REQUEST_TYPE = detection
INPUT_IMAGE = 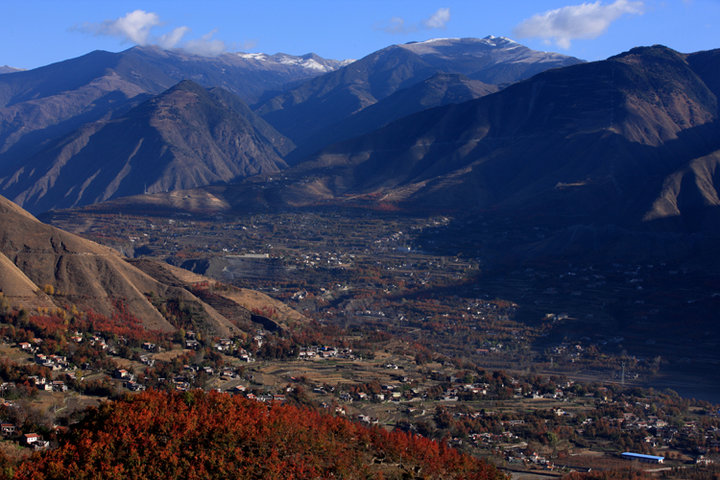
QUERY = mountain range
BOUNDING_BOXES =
[1,38,719,251]
[0,37,582,214]
[0,46,342,182]
[256,36,582,151]
[95,45,720,243]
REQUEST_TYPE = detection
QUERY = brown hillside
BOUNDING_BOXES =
[0,196,303,336]
[0,252,55,310]
[128,259,308,331]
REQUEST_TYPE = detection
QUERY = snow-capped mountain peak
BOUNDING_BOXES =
[234,52,350,73]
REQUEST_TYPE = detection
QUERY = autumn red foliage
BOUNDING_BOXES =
[24,301,165,343]
[13,390,506,480]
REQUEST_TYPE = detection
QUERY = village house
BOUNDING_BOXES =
[214,338,234,352]
[1,423,15,435]
[33,439,50,450]
[126,381,146,392]
[621,452,664,464]
[139,355,155,367]
[52,380,67,392]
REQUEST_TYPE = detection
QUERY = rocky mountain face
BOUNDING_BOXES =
[0,194,303,335]
[397,36,580,85]
[0,80,292,213]
[255,36,583,148]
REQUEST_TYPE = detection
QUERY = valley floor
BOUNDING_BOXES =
[27,207,720,478]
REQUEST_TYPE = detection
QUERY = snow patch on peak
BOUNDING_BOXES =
[400,36,522,54]
[233,52,348,73]
[277,56,324,71]
[236,53,269,61]
[482,35,518,45]
[272,54,333,72]
[414,37,461,44]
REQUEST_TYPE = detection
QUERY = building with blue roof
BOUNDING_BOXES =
[621,452,664,463]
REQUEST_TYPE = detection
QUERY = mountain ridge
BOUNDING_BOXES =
[0,46,343,172]
[255,36,583,147]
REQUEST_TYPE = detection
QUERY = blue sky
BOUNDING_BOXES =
[1,0,718,69]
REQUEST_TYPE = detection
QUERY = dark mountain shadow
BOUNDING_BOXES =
[0,90,149,170]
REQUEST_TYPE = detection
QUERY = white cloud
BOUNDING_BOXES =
[378,7,451,34]
[158,26,190,49]
[183,30,226,56]
[75,11,234,56]
[513,0,644,49]
[95,10,161,45]
[424,8,451,29]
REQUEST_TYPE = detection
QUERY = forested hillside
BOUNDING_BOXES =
[8,390,506,480]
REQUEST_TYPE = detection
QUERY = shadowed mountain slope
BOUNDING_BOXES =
[287,72,498,161]
[0,81,292,214]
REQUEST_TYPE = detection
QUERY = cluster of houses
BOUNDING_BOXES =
[113,368,146,392]
[343,381,492,404]
[505,451,554,470]
[612,411,720,452]
[298,345,354,360]
[184,330,201,350]
[225,383,287,403]
[27,376,68,392]
[183,331,255,362]
[297,251,352,270]
[34,353,71,371]
[71,333,109,350]
[213,338,253,362]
